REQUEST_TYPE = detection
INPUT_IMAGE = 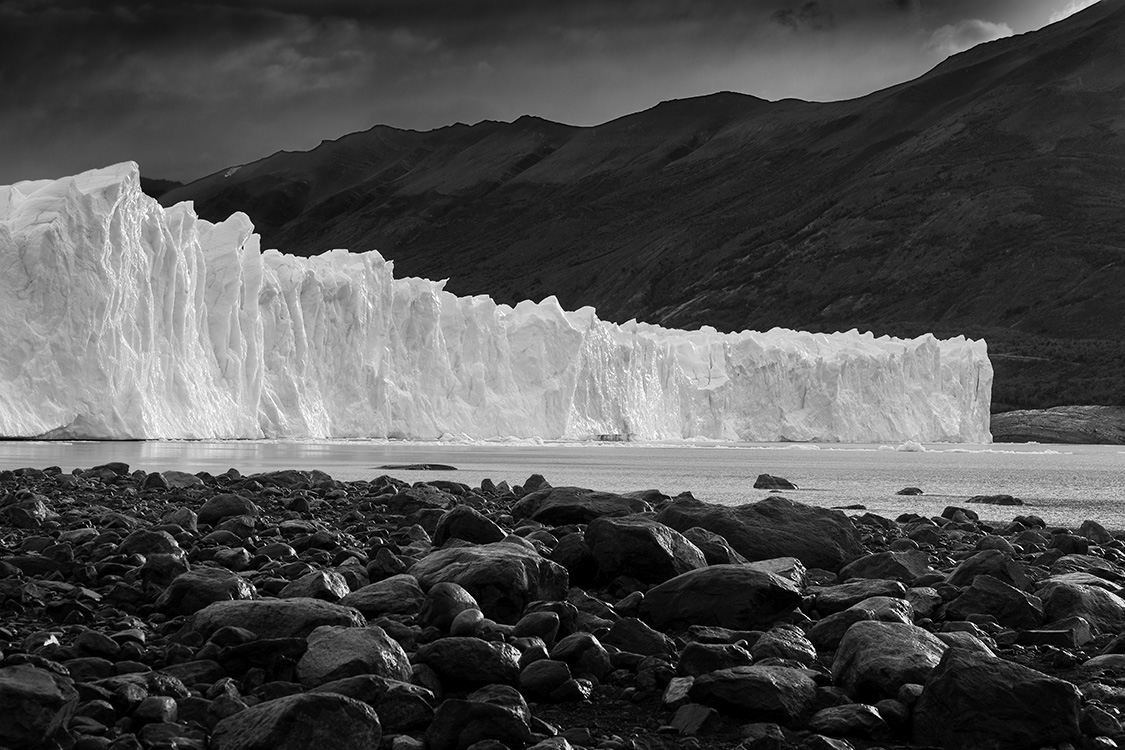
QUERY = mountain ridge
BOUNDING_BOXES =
[161,0,1125,411]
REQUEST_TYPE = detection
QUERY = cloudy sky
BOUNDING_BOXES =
[0,0,1103,184]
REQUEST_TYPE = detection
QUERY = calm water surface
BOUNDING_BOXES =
[0,440,1122,529]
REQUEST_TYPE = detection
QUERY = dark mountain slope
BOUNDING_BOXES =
[162,0,1125,410]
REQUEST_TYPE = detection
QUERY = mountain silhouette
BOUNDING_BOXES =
[161,0,1125,411]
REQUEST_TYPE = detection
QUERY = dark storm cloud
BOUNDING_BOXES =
[0,0,1090,184]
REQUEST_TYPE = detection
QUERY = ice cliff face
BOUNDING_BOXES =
[0,163,993,442]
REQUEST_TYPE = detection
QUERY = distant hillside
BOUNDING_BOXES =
[162,0,1125,411]
[140,177,183,200]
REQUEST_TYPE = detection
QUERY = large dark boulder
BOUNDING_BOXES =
[296,625,412,688]
[655,495,864,572]
[156,567,257,616]
[0,665,79,750]
[943,574,1044,630]
[584,514,706,583]
[912,648,1081,749]
[211,692,381,750]
[512,486,652,525]
[838,550,934,583]
[639,564,802,631]
[832,621,947,700]
[689,665,818,726]
[432,504,506,546]
[409,541,568,624]
[184,598,366,641]
[1037,579,1125,632]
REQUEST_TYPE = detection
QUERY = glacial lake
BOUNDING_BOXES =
[1,440,1123,530]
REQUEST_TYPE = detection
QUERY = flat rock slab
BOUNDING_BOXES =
[655,495,864,572]
[185,598,366,641]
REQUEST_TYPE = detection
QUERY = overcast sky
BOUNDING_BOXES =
[0,0,1104,184]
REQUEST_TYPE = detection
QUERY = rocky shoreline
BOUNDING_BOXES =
[3,464,1125,750]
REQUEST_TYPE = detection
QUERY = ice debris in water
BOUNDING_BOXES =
[0,163,993,442]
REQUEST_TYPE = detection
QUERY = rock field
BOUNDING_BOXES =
[2,463,1125,750]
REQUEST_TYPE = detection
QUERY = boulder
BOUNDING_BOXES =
[689,665,818,726]
[418,581,480,632]
[185,598,366,641]
[409,541,568,624]
[584,515,706,583]
[279,570,351,602]
[751,624,817,666]
[512,486,652,525]
[808,596,915,652]
[601,617,676,657]
[310,676,434,732]
[210,692,381,750]
[813,579,907,615]
[677,642,755,677]
[0,664,79,749]
[832,621,947,700]
[656,495,864,572]
[754,474,798,490]
[681,527,749,565]
[808,704,889,740]
[943,574,1045,630]
[414,637,522,687]
[424,687,533,750]
[379,484,455,514]
[198,494,259,526]
[640,564,802,631]
[945,549,1031,590]
[156,567,256,616]
[550,632,612,680]
[519,660,582,703]
[1037,579,1125,632]
[296,625,412,688]
[838,550,933,584]
[338,574,426,619]
[912,648,1081,749]
[431,504,506,546]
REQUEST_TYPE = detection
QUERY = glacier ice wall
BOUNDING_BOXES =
[0,163,993,442]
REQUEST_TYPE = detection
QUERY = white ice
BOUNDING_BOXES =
[0,163,993,442]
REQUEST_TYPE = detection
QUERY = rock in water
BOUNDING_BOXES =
[912,648,1081,749]
[0,162,992,441]
[754,474,798,490]
[656,495,865,571]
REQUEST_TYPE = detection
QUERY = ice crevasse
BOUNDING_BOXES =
[0,163,992,442]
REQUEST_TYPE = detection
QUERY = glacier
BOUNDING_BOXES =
[0,163,992,442]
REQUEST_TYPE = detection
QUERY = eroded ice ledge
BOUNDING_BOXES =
[0,163,993,442]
